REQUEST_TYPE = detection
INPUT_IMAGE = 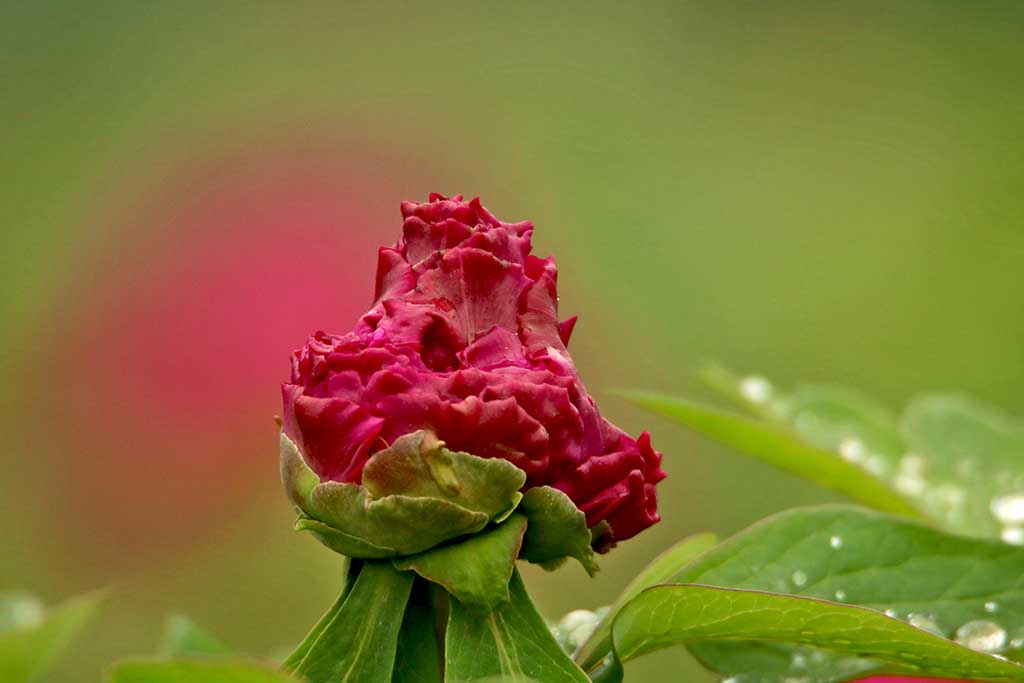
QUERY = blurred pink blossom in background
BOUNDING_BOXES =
[56,142,396,549]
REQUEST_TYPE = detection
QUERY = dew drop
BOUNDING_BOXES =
[895,473,926,497]
[1001,526,1024,545]
[864,455,888,477]
[984,601,999,614]
[829,535,843,549]
[838,438,866,463]
[834,590,847,601]
[899,454,925,475]
[1009,628,1024,650]
[932,484,965,506]
[791,570,808,588]
[740,376,772,403]
[955,620,1007,654]
[991,493,1024,525]
[908,613,943,636]
[884,608,898,618]
[0,593,44,632]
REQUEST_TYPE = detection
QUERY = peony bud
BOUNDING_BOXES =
[281,194,665,555]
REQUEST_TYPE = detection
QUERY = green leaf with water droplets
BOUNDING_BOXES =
[902,394,1024,541]
[0,591,103,683]
[445,570,590,683]
[633,505,1024,682]
[611,585,1024,681]
[625,391,920,517]
[574,532,718,672]
[696,364,1024,541]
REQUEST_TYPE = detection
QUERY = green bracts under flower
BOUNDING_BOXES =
[280,430,525,559]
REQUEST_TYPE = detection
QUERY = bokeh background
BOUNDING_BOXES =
[3,2,1023,681]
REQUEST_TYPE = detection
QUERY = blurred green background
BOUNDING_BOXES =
[3,2,1023,681]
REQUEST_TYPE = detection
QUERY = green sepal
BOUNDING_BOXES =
[283,561,413,683]
[518,487,599,576]
[393,514,528,613]
[281,431,527,558]
[279,432,319,510]
[445,570,590,682]
[309,484,492,556]
[362,431,526,521]
[293,514,398,558]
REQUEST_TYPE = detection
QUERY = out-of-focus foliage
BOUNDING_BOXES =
[0,592,102,682]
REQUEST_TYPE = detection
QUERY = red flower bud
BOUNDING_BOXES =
[282,194,665,543]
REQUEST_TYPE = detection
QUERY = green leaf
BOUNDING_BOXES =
[700,365,1024,541]
[285,561,413,683]
[902,394,1024,540]
[159,614,231,657]
[393,514,527,613]
[574,532,718,671]
[518,487,599,576]
[612,585,1024,681]
[281,432,525,558]
[664,505,1024,682]
[626,391,921,517]
[392,580,443,683]
[445,570,590,683]
[0,591,103,683]
[282,556,356,671]
[109,659,297,683]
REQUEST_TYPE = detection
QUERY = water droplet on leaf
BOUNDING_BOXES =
[908,613,943,636]
[955,620,1007,654]
[1001,526,1024,545]
[991,493,1024,525]
[838,439,866,463]
[740,376,772,403]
